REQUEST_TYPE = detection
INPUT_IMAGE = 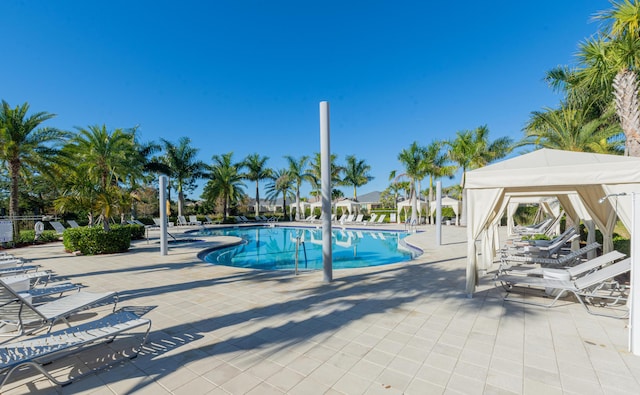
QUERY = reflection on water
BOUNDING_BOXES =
[199,227,420,270]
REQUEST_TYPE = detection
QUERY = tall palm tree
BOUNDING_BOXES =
[158,137,207,217]
[65,125,141,229]
[204,152,246,220]
[340,155,373,201]
[309,152,342,199]
[421,140,456,203]
[397,142,427,224]
[448,125,513,225]
[241,153,273,216]
[0,101,68,239]
[265,168,294,219]
[284,155,312,221]
[576,0,640,156]
[520,101,623,153]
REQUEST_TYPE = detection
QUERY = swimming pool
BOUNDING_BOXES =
[198,226,421,270]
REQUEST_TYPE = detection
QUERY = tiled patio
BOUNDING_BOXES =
[2,223,640,394]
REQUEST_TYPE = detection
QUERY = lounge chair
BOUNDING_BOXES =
[67,220,80,228]
[49,221,67,235]
[0,310,151,390]
[498,258,630,318]
[501,242,601,267]
[513,217,553,235]
[353,214,364,224]
[188,215,202,225]
[177,216,189,226]
[373,214,386,225]
[0,278,117,339]
[365,213,378,225]
[498,250,626,280]
[152,217,173,227]
[503,232,579,259]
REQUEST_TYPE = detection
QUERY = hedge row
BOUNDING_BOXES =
[63,225,132,255]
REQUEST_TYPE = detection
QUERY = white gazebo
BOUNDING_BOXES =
[289,201,310,219]
[429,196,461,225]
[397,199,428,223]
[464,148,640,296]
[335,199,360,215]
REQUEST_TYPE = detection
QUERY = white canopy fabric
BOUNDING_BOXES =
[465,148,640,295]
[289,201,310,217]
[397,199,428,223]
[335,199,360,215]
[429,197,461,224]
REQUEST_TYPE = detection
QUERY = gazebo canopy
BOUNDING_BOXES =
[464,148,640,295]
[335,199,360,214]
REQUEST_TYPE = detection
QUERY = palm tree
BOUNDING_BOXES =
[158,137,207,217]
[397,142,427,224]
[241,153,273,216]
[309,152,342,199]
[204,152,246,220]
[448,125,513,225]
[65,125,141,229]
[284,155,312,221]
[265,168,294,219]
[575,0,640,156]
[340,155,373,201]
[421,140,456,202]
[520,101,623,153]
[0,101,68,239]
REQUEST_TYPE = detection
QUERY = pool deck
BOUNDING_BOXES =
[2,222,640,394]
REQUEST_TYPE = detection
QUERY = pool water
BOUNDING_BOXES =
[199,226,420,270]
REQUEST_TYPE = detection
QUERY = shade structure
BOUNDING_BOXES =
[335,199,360,215]
[397,199,428,223]
[464,148,640,295]
[429,197,460,225]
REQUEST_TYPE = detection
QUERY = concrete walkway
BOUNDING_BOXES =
[2,223,639,394]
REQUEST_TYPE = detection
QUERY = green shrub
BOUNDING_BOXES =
[18,230,60,244]
[123,224,146,240]
[63,226,131,255]
[613,236,630,257]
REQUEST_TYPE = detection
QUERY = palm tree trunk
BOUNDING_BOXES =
[410,179,418,224]
[178,188,184,217]
[255,181,260,216]
[613,69,640,157]
[9,160,21,241]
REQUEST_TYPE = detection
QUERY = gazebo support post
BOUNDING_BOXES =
[320,101,333,282]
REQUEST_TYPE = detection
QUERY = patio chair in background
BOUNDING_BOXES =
[49,221,66,235]
[0,309,151,390]
[373,214,386,225]
[188,215,202,225]
[177,216,189,226]
[67,220,80,228]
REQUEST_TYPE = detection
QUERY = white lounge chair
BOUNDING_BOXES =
[188,215,202,225]
[498,258,630,318]
[0,310,151,390]
[0,278,118,339]
[365,213,378,225]
[501,242,601,267]
[373,214,386,225]
[498,250,626,279]
[67,220,80,228]
[513,217,554,235]
[177,216,189,226]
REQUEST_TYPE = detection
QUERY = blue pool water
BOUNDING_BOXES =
[198,226,420,270]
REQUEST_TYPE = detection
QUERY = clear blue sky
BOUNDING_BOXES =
[1,0,611,200]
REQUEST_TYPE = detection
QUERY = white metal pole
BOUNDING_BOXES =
[159,175,169,256]
[320,101,333,282]
[630,193,640,354]
[436,181,442,245]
